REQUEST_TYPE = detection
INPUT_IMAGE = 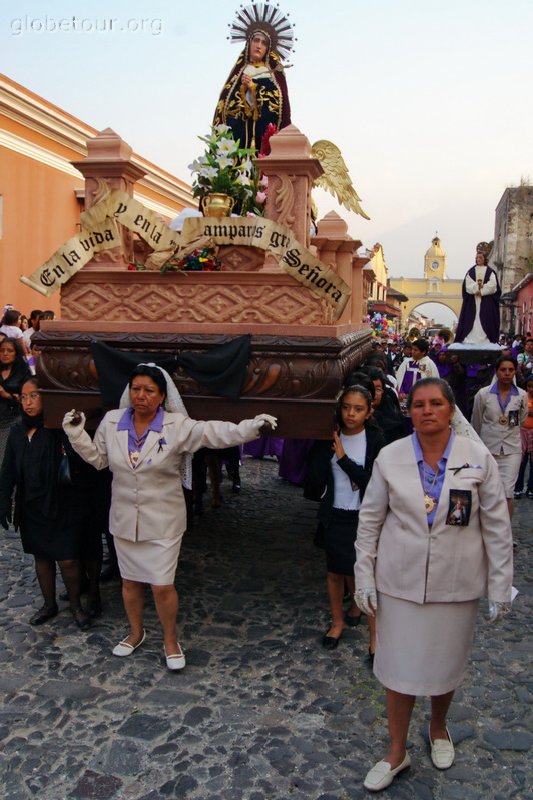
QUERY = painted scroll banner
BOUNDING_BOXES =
[81,190,179,254]
[20,190,180,296]
[20,221,121,297]
[179,217,351,318]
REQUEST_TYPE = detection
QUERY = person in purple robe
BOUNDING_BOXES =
[435,347,452,379]
[454,251,501,344]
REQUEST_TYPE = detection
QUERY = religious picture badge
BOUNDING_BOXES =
[445,490,472,527]
[508,410,519,427]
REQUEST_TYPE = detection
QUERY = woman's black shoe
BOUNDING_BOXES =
[29,604,58,626]
[86,598,102,618]
[322,632,342,650]
[71,608,92,630]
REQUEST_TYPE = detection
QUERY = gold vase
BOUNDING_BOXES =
[201,193,235,218]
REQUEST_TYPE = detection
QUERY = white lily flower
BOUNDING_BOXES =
[216,154,234,170]
[217,138,238,156]
[215,124,232,134]
[199,166,219,180]
[188,158,207,173]
[235,173,251,187]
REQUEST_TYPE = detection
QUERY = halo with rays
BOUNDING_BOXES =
[227,2,296,61]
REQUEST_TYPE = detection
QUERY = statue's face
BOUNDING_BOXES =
[249,33,269,63]
[475,252,486,266]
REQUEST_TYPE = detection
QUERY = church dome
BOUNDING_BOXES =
[425,236,445,258]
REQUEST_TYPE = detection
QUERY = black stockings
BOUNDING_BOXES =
[34,557,84,610]
[82,559,102,605]
[34,559,57,609]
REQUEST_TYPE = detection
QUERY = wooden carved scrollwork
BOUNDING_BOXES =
[274,174,296,229]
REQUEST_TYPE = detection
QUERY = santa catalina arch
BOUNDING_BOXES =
[390,236,463,322]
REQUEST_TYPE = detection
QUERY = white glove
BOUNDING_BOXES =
[62,409,86,439]
[354,588,378,617]
[252,413,278,433]
[487,599,511,623]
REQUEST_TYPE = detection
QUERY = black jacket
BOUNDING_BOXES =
[304,424,386,528]
[0,362,31,422]
[0,424,92,530]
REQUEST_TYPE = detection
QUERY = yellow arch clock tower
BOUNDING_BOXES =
[390,236,463,325]
[424,236,447,280]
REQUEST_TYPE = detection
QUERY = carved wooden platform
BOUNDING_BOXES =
[36,322,371,438]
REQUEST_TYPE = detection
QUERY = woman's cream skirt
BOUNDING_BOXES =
[114,533,184,585]
[374,591,479,696]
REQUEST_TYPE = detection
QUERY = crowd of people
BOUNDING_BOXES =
[0,296,529,791]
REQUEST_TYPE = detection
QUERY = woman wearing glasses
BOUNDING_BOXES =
[0,378,94,629]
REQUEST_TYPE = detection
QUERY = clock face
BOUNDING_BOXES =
[431,261,440,271]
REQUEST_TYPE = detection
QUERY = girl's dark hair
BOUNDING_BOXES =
[495,354,517,370]
[339,384,373,410]
[406,377,456,410]
[129,365,167,400]
[1,309,21,326]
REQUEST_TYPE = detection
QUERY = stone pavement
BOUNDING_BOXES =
[0,457,531,800]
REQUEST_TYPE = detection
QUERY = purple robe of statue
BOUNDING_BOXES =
[454,266,501,344]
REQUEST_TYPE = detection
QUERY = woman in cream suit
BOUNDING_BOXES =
[63,364,276,671]
[354,378,513,792]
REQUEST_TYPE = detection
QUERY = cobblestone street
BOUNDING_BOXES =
[0,457,531,800]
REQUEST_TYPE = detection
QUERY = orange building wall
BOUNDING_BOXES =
[0,147,83,316]
[1,75,194,319]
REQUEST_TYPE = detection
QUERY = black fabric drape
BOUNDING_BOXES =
[90,335,251,407]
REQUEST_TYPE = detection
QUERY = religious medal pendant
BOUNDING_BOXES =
[424,494,435,514]
[499,415,507,426]
[130,450,140,467]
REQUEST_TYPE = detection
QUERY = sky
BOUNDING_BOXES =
[2,0,532,325]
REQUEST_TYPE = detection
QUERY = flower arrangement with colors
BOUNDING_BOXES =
[189,125,267,216]
[161,247,222,273]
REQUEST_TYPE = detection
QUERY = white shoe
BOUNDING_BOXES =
[112,630,146,657]
[429,725,455,769]
[164,644,186,671]
[363,753,411,791]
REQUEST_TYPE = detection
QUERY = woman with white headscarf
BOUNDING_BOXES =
[62,363,276,671]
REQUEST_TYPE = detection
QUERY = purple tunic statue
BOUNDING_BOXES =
[455,260,501,345]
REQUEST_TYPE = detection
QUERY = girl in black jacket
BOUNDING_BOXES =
[306,385,385,656]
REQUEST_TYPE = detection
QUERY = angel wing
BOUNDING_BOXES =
[311,140,370,220]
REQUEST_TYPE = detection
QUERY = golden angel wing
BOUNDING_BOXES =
[311,140,370,220]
